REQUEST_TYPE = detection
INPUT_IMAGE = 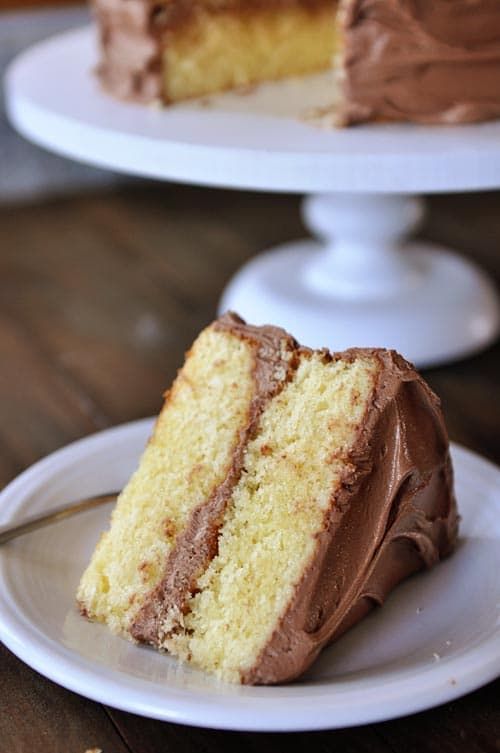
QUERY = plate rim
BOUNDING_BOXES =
[0,418,499,732]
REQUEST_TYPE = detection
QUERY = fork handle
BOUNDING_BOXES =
[0,492,118,545]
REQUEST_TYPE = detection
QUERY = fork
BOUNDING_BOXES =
[0,492,118,545]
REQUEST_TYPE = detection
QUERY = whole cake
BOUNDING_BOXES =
[78,313,458,684]
[93,0,500,125]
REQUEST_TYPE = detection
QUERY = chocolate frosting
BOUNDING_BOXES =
[130,315,457,684]
[243,349,458,683]
[338,0,500,125]
[131,312,298,644]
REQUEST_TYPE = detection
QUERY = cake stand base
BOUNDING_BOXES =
[219,194,500,368]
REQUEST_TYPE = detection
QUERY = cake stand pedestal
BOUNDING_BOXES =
[220,192,499,363]
[6,27,500,366]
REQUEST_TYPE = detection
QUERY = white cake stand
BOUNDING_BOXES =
[5,27,500,366]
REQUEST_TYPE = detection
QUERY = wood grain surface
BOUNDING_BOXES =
[0,184,498,752]
[0,0,79,10]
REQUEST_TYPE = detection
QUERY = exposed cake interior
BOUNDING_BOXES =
[163,2,338,102]
[168,351,379,681]
[77,325,257,634]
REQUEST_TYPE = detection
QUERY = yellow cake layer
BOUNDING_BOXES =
[163,4,338,102]
[77,326,256,636]
[166,352,379,681]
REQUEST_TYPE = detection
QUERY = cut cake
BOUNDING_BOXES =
[93,0,500,125]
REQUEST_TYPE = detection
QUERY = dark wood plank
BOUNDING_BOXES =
[106,708,394,753]
[423,192,500,283]
[0,644,131,753]
[0,310,110,487]
[376,678,500,753]
[0,0,79,8]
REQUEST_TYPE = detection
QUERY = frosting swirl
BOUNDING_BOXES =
[338,0,500,125]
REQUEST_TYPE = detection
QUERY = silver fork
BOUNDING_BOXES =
[0,492,119,545]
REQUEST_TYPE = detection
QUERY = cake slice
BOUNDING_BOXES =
[77,313,458,684]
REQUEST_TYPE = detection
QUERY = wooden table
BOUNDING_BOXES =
[0,184,499,752]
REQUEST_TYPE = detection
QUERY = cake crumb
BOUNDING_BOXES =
[302,103,340,129]
[445,640,452,647]
[236,83,258,96]
[138,560,153,582]
[449,678,457,686]
[163,517,177,538]
[432,652,441,661]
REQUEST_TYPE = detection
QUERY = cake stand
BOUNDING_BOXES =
[5,27,500,366]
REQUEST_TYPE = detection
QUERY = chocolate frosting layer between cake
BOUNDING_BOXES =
[131,315,458,684]
[130,312,299,644]
[242,349,458,683]
[338,0,500,125]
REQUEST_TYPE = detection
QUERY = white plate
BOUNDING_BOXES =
[0,418,499,731]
